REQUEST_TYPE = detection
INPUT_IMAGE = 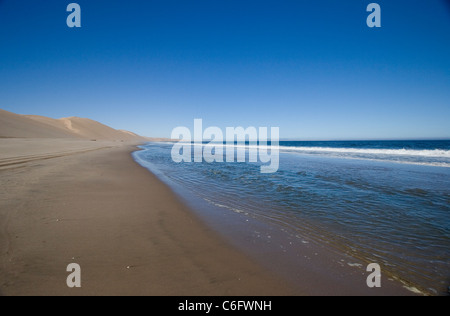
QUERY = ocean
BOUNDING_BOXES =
[133,140,450,295]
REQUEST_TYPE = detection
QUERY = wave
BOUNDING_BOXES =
[276,146,450,158]
[188,143,450,158]
[153,141,450,167]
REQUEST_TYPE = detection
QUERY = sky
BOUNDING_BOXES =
[0,0,449,139]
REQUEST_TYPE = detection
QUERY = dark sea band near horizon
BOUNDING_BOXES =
[134,140,450,295]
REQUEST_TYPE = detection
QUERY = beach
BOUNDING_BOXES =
[1,0,449,298]
[0,111,440,296]
[0,139,294,296]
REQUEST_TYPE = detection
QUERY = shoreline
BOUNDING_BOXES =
[0,138,417,296]
[0,139,295,295]
[134,144,417,296]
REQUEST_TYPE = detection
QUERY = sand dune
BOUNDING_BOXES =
[0,109,76,139]
[0,109,146,141]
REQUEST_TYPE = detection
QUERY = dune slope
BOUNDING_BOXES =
[0,109,76,139]
[0,109,145,141]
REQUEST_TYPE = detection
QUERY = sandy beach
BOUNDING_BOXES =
[0,110,420,296]
[0,139,295,296]
[2,0,449,297]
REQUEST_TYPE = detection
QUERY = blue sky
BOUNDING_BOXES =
[0,0,449,139]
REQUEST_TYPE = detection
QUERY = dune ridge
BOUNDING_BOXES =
[0,108,147,141]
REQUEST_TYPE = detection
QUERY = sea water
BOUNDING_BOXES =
[133,140,450,295]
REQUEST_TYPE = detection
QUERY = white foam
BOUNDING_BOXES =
[403,285,425,295]
[181,142,450,158]
[347,263,363,267]
[278,146,450,158]
[179,142,450,167]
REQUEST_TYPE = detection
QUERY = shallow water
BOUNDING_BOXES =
[134,140,450,295]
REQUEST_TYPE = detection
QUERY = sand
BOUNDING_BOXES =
[0,139,295,296]
[0,109,147,141]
